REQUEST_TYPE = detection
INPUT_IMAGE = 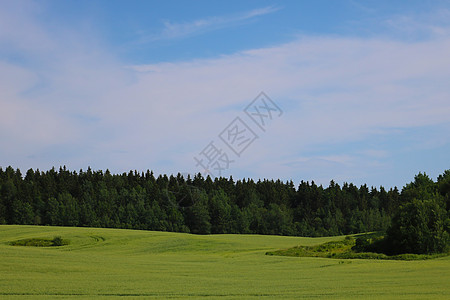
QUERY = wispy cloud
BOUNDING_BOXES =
[383,8,450,39]
[143,6,281,42]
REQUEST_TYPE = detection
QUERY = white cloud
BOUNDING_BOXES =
[1,2,449,187]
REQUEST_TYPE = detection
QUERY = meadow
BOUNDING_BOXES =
[0,225,449,299]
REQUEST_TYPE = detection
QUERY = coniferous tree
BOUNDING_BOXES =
[0,164,448,252]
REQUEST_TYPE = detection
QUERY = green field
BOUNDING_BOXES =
[0,225,449,299]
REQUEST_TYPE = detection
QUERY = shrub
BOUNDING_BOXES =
[51,236,64,246]
[10,237,67,247]
[352,237,370,252]
[10,238,53,247]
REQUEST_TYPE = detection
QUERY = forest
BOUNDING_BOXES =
[0,166,449,254]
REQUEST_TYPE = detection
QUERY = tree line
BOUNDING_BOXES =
[0,166,448,247]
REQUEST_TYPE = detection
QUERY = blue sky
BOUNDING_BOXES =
[1,0,450,188]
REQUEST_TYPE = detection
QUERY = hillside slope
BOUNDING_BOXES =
[0,225,449,299]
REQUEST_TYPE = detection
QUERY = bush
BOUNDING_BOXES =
[352,237,370,252]
[10,237,67,247]
[333,252,388,260]
[10,238,52,247]
[51,236,64,246]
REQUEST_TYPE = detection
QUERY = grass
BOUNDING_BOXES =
[266,236,450,260]
[0,225,449,299]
